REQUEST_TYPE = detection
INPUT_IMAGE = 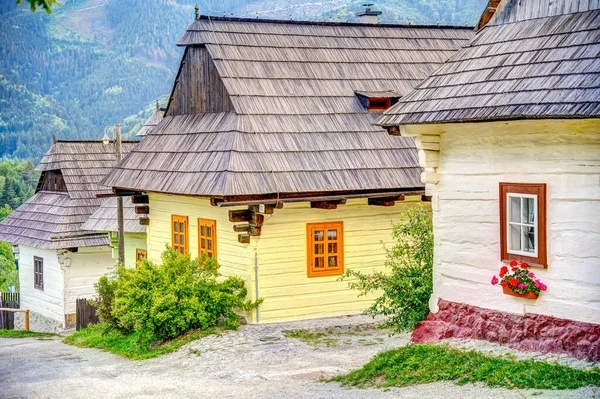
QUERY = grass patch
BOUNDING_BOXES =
[330,344,600,390]
[63,323,217,360]
[0,330,57,339]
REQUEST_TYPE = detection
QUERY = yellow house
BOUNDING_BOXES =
[101,15,474,323]
[378,0,600,360]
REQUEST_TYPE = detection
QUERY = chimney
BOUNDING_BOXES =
[356,3,382,24]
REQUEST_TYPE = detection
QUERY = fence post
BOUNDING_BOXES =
[25,309,30,332]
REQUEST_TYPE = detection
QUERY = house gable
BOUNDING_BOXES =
[166,46,234,116]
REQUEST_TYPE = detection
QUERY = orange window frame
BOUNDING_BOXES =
[171,215,189,255]
[307,221,344,277]
[136,249,147,262]
[368,97,391,111]
[198,218,217,259]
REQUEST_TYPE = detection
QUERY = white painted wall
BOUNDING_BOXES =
[17,245,64,325]
[408,119,600,324]
[63,246,114,315]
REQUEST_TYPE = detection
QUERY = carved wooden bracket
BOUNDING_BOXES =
[368,195,404,207]
[230,207,268,242]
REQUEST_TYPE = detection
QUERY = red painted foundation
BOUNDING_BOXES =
[411,299,600,361]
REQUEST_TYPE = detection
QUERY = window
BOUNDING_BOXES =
[307,222,344,276]
[368,97,391,111]
[136,249,147,262]
[171,215,189,255]
[499,183,547,267]
[34,256,43,290]
[198,219,217,258]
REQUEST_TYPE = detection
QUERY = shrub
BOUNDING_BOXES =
[94,247,261,346]
[341,206,433,332]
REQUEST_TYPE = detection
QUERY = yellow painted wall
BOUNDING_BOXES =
[147,192,427,324]
[109,232,148,269]
[147,193,252,281]
[254,197,426,323]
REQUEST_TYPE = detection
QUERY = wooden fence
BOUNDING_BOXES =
[76,298,99,331]
[0,293,19,330]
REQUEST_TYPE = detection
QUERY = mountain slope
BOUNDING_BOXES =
[0,0,487,162]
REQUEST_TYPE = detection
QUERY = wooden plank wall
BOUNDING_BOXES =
[168,46,234,116]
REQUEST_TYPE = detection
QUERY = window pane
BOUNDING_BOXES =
[328,243,337,254]
[509,196,521,223]
[180,222,185,232]
[328,256,338,267]
[509,224,521,251]
[315,257,324,268]
[314,230,324,241]
[173,222,178,232]
[180,247,184,254]
[207,227,212,238]
[523,226,536,253]
[208,240,212,250]
[173,234,178,244]
[328,229,337,241]
[180,235,185,245]
[201,238,206,249]
[314,243,324,255]
[200,226,205,236]
[523,197,535,224]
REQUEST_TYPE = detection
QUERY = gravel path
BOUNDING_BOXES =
[1,315,597,398]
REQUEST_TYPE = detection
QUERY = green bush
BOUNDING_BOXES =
[341,206,433,332]
[95,248,261,346]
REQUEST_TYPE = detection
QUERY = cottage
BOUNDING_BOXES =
[100,15,474,323]
[379,0,600,360]
[81,197,147,268]
[0,140,137,331]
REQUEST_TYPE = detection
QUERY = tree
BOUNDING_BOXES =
[0,241,18,292]
[17,0,56,13]
[341,206,433,332]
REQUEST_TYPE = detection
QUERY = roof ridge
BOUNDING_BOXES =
[197,14,474,30]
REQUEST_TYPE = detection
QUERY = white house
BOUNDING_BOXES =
[0,140,137,331]
[379,0,600,361]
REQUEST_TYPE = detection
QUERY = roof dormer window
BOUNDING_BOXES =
[368,97,391,111]
[355,91,400,112]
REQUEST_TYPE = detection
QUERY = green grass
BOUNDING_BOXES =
[63,323,217,360]
[284,326,385,347]
[0,330,57,339]
[330,344,600,390]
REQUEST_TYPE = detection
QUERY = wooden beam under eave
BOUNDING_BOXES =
[238,234,250,244]
[135,205,150,215]
[310,199,346,210]
[139,217,150,226]
[249,226,261,237]
[368,195,404,207]
[131,194,149,204]
[229,209,251,222]
[233,224,250,233]
[210,198,224,207]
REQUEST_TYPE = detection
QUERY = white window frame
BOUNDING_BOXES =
[506,192,538,258]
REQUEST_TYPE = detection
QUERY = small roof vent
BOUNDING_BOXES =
[356,3,382,24]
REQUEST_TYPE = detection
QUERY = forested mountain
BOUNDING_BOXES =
[0,0,487,163]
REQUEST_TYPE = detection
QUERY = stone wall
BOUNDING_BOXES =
[15,310,63,333]
[412,299,600,361]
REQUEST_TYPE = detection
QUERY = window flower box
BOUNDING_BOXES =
[491,260,547,299]
[502,285,538,299]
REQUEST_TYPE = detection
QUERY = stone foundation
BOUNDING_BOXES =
[412,299,600,361]
[15,311,63,333]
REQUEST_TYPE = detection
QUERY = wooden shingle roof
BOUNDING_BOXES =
[0,141,137,249]
[379,2,600,126]
[82,197,146,234]
[102,17,473,198]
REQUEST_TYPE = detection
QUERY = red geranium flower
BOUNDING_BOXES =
[501,281,508,288]
[508,277,519,287]
[521,262,529,268]
[509,260,518,267]
[499,266,509,278]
